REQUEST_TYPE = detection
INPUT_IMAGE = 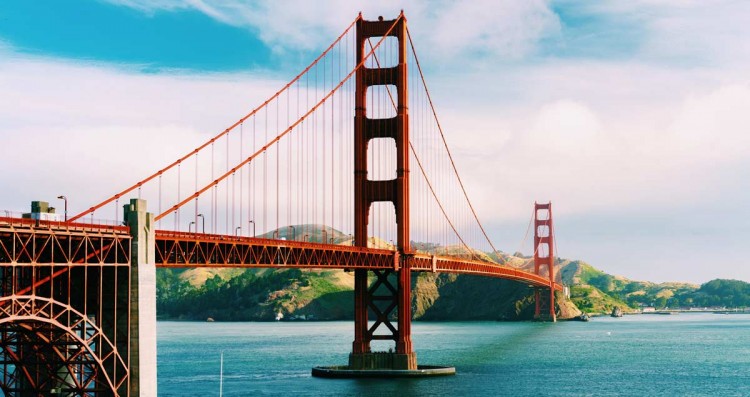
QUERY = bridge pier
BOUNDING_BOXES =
[349,267,417,371]
[124,199,158,396]
[534,287,557,322]
[313,13,453,378]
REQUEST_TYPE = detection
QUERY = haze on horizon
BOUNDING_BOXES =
[1,1,748,284]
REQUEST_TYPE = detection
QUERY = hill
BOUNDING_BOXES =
[156,224,750,321]
[556,261,750,313]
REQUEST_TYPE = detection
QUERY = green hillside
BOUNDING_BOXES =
[157,268,355,321]
[558,261,750,312]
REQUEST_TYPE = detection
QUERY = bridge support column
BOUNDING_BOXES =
[313,12,453,378]
[349,12,416,371]
[348,267,417,371]
[124,199,158,395]
[534,288,556,322]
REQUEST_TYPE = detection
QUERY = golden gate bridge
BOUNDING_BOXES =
[0,12,560,396]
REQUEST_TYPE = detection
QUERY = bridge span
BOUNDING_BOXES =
[1,12,561,396]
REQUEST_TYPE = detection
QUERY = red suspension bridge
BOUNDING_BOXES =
[0,13,561,396]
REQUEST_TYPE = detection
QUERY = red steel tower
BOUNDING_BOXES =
[534,202,557,322]
[350,13,416,370]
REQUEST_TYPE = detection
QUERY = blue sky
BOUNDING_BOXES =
[1,1,749,283]
[0,0,273,72]
[1,0,648,71]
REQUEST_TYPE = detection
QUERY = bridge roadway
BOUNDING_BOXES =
[0,217,558,290]
[155,230,561,290]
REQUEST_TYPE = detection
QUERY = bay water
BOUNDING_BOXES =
[158,313,750,396]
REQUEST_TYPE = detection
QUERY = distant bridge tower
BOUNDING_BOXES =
[351,12,416,370]
[533,202,557,322]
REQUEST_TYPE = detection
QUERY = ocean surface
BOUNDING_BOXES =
[157,314,750,396]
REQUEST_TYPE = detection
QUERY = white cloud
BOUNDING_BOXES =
[443,77,750,221]
[0,54,285,215]
[666,85,750,160]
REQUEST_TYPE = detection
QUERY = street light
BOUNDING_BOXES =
[197,213,205,234]
[289,225,296,241]
[189,221,196,233]
[235,226,241,236]
[56,195,67,222]
[249,220,255,237]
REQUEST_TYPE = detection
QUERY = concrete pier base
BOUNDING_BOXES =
[314,352,454,378]
[125,199,157,396]
[535,314,557,322]
[311,365,455,378]
[348,352,417,370]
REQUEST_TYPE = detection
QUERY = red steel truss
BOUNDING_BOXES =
[0,218,131,396]
[153,230,559,289]
[0,296,129,395]
[154,230,397,270]
[0,217,130,265]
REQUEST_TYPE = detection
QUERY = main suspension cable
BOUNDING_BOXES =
[406,26,504,260]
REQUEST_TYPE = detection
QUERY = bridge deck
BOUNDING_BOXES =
[0,220,558,290]
[154,230,560,290]
[0,217,131,265]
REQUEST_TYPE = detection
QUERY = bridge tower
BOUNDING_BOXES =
[350,12,416,370]
[533,202,557,322]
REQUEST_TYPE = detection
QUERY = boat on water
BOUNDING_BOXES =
[573,313,590,322]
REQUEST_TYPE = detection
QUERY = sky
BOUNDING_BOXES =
[1,0,749,283]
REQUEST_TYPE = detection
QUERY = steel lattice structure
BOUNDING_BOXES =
[153,231,558,287]
[0,217,131,396]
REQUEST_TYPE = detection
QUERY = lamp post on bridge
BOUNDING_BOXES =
[56,195,67,222]
[249,220,255,237]
[188,221,195,233]
[197,213,205,234]
[235,227,241,237]
[289,225,296,241]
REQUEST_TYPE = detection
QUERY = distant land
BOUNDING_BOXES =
[155,225,750,321]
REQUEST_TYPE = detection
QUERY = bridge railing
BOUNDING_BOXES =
[0,213,128,234]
